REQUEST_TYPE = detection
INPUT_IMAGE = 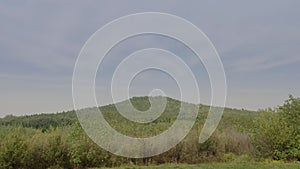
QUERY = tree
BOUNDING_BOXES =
[253,95,300,161]
[277,95,300,160]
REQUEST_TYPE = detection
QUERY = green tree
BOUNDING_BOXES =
[277,95,300,160]
[253,95,300,161]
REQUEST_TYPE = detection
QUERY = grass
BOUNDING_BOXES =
[99,163,300,169]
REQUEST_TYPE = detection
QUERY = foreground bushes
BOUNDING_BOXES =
[0,122,254,168]
[0,132,28,169]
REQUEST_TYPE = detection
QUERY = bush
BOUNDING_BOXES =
[253,95,300,161]
[0,128,29,169]
[26,128,71,169]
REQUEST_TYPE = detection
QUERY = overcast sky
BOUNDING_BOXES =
[1,0,300,116]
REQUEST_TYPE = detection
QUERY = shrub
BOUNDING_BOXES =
[253,95,300,161]
[0,128,29,169]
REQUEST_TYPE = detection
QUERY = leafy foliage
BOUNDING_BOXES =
[253,95,300,161]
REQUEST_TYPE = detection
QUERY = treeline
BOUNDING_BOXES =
[0,111,77,131]
[0,96,299,168]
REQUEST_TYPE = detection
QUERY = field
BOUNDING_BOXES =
[101,163,300,169]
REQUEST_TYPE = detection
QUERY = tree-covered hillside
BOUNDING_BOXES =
[0,96,256,132]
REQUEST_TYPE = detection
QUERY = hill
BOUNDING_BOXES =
[0,96,256,132]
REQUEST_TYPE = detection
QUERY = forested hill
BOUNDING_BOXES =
[0,96,256,131]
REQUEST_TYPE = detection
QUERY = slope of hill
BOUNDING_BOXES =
[0,96,256,132]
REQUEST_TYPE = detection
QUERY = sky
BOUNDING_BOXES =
[1,0,300,116]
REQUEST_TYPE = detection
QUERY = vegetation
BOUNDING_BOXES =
[100,163,300,169]
[0,111,76,132]
[0,96,299,168]
[253,95,300,161]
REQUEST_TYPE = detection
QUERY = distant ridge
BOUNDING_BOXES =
[0,96,256,131]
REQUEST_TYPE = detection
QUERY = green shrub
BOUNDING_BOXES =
[253,95,300,161]
[0,128,29,169]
